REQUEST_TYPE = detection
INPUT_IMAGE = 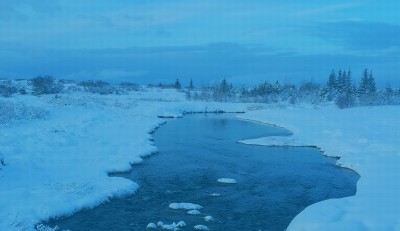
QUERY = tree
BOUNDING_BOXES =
[359,69,376,96]
[189,79,194,89]
[174,79,181,89]
[213,78,232,101]
[327,69,337,91]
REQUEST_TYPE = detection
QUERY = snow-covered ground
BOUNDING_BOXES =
[0,89,251,231]
[238,105,400,231]
[1,88,400,230]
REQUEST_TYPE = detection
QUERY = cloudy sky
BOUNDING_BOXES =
[1,0,399,86]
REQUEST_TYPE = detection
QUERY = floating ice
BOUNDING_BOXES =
[187,210,201,215]
[157,221,164,227]
[204,215,214,222]
[146,223,157,229]
[217,178,237,184]
[210,193,220,197]
[169,203,203,210]
[162,222,180,230]
[194,224,209,230]
[176,221,186,227]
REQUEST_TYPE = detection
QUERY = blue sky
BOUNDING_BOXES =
[1,0,399,86]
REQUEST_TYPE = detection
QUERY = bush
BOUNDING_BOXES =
[31,76,63,95]
[0,85,18,97]
[335,93,355,109]
[119,82,140,91]
[79,80,117,95]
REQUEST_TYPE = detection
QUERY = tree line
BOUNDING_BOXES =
[1,70,400,109]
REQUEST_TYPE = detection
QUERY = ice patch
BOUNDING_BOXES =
[169,203,203,210]
[157,221,164,227]
[158,221,186,230]
[187,210,201,215]
[217,178,237,184]
[194,224,209,230]
[146,223,157,229]
[210,193,220,197]
[204,215,214,222]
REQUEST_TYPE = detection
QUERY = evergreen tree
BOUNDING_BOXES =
[337,69,345,93]
[327,69,337,91]
[358,69,370,96]
[368,71,377,94]
[174,79,181,89]
[189,79,194,89]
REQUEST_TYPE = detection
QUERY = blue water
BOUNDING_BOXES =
[48,113,359,231]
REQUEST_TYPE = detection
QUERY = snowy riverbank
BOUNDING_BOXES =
[1,88,399,230]
[238,105,400,231]
[0,90,251,231]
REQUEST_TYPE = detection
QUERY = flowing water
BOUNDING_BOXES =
[48,113,359,231]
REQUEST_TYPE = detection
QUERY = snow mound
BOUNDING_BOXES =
[217,178,237,184]
[169,203,203,210]
[194,224,209,230]
[187,210,201,215]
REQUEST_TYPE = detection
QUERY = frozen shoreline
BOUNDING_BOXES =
[1,89,399,230]
[0,90,251,231]
[238,105,400,231]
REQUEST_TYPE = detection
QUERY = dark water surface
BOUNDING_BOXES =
[48,114,359,231]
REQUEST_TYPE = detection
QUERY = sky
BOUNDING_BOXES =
[0,0,400,86]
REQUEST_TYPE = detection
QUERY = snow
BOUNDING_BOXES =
[147,223,157,229]
[0,90,251,231]
[204,216,214,222]
[169,203,203,210]
[194,224,209,230]
[238,105,400,231]
[217,178,237,184]
[187,210,201,215]
[2,87,400,230]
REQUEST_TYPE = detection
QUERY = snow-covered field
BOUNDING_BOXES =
[239,105,400,231]
[1,88,399,230]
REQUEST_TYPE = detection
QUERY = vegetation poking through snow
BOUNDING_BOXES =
[1,68,400,109]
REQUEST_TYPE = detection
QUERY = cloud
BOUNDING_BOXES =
[1,42,399,86]
[293,3,359,17]
[310,21,400,50]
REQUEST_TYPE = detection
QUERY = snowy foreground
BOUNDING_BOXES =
[1,88,400,230]
[239,105,400,231]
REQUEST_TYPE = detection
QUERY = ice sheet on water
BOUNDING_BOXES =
[169,203,203,210]
[217,178,237,184]
[187,210,201,215]
[194,224,209,230]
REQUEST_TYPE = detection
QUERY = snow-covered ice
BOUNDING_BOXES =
[169,203,203,210]
[217,178,237,184]
[187,210,201,215]
[239,105,400,231]
[194,224,209,230]
[146,222,157,229]
[204,215,214,222]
